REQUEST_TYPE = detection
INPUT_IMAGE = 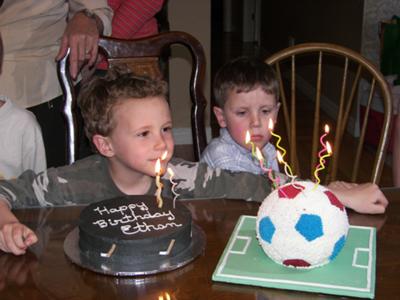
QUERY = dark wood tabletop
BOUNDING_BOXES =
[0,188,399,299]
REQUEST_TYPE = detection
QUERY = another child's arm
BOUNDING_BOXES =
[328,181,388,214]
[168,158,282,202]
[0,199,37,255]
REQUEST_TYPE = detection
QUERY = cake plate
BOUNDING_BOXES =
[63,223,206,276]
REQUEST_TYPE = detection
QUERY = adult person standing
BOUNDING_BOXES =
[0,32,46,180]
[97,0,165,71]
[0,1,112,167]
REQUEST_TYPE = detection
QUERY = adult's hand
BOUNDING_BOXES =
[56,11,103,80]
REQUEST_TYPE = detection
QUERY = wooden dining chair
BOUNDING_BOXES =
[58,31,207,164]
[265,43,392,184]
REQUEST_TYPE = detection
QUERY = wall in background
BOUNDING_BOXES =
[168,0,211,144]
[260,0,364,53]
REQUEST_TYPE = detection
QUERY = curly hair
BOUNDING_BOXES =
[213,56,279,108]
[78,66,168,142]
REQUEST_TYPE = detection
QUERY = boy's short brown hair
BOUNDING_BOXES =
[213,56,279,108]
[79,67,168,141]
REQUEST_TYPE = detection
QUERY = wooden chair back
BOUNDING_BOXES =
[265,43,392,184]
[58,31,207,164]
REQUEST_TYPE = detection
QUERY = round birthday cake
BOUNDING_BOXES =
[78,195,192,263]
[256,181,349,269]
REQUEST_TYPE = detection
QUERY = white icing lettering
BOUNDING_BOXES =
[93,219,108,228]
[90,201,183,236]
[121,221,182,235]
[94,206,111,216]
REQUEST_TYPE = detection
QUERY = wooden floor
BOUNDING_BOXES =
[177,30,394,187]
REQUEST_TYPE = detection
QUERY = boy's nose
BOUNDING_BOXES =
[154,134,167,151]
[250,113,261,127]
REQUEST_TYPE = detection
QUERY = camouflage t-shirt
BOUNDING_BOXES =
[0,155,286,209]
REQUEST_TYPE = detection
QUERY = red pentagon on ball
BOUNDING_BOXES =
[283,259,311,268]
[324,190,345,211]
[278,184,305,199]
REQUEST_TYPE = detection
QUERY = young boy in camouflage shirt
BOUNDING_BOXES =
[0,68,388,256]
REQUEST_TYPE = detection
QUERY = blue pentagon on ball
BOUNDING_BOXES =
[330,235,346,260]
[258,216,276,243]
[295,214,324,241]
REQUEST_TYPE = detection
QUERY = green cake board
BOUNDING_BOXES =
[212,215,376,298]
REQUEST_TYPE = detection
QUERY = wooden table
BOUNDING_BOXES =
[0,188,399,299]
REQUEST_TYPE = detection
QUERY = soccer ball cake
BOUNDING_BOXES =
[256,181,349,269]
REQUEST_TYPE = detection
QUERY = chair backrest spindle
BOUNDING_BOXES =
[266,43,392,184]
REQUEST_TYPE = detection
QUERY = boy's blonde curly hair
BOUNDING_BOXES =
[78,66,168,142]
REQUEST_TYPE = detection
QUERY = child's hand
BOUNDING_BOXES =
[328,182,388,214]
[0,222,38,256]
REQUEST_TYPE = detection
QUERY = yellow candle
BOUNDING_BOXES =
[269,119,287,160]
[155,158,164,208]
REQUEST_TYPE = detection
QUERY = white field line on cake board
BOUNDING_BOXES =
[215,216,374,292]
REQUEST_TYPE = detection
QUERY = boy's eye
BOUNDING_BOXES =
[137,131,149,137]
[235,111,246,116]
[162,126,172,133]
[262,109,272,115]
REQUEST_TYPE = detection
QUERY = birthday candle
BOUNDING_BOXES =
[313,125,330,183]
[155,158,164,208]
[245,130,256,157]
[269,119,287,161]
[313,141,332,186]
[277,150,296,180]
[255,147,279,189]
[316,125,330,164]
[167,168,180,208]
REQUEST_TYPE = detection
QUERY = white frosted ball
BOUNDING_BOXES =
[256,181,349,269]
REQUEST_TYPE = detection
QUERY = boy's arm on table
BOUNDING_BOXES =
[169,159,286,202]
[328,181,388,214]
[0,199,37,255]
[170,159,388,214]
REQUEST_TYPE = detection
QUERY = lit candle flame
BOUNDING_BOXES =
[255,147,263,161]
[158,292,171,300]
[245,130,251,144]
[324,124,330,134]
[161,150,168,160]
[268,118,274,130]
[245,130,256,157]
[277,150,283,163]
[155,158,161,174]
[326,141,332,154]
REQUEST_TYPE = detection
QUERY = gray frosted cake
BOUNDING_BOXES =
[78,195,192,263]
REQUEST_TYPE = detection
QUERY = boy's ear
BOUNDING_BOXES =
[92,134,114,157]
[213,106,227,128]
